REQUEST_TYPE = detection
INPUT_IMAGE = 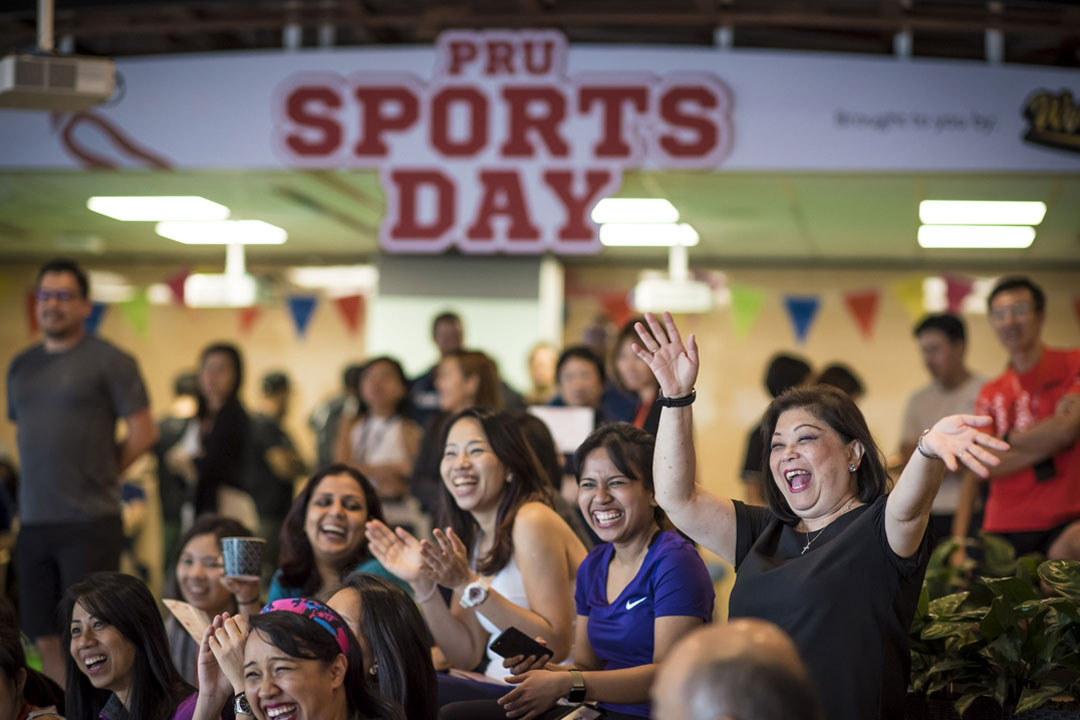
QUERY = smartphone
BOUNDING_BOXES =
[557,706,604,720]
[489,626,554,661]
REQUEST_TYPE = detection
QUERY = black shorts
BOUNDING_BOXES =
[998,522,1074,558]
[15,515,123,639]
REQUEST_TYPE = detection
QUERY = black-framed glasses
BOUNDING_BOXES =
[989,302,1034,323]
[36,289,79,302]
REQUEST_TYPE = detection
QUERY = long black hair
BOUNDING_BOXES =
[358,356,413,418]
[278,464,385,596]
[0,599,64,713]
[574,422,667,527]
[760,385,890,524]
[248,609,403,720]
[62,572,193,720]
[166,514,254,608]
[337,572,438,720]
[197,342,244,417]
[438,408,554,575]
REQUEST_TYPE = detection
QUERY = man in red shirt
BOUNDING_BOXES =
[962,277,1080,560]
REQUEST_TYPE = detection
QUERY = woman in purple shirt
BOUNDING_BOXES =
[444,423,715,720]
[62,572,197,720]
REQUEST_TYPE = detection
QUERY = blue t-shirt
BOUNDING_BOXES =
[267,556,412,601]
[574,530,715,718]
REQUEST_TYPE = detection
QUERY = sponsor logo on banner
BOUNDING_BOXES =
[1022,88,1080,154]
[273,29,733,255]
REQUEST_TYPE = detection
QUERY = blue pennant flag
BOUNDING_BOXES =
[287,294,318,338]
[85,302,107,334]
[783,295,820,344]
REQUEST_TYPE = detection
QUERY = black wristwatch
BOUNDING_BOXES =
[234,692,251,715]
[568,669,586,703]
[658,388,696,408]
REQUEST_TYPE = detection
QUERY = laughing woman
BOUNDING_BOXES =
[63,572,196,720]
[442,423,714,720]
[268,465,410,603]
[630,312,1009,720]
[366,408,587,704]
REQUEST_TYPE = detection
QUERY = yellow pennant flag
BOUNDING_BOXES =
[892,276,926,321]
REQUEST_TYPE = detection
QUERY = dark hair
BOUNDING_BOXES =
[337,573,438,720]
[574,423,666,526]
[444,350,502,410]
[557,345,606,385]
[359,356,412,417]
[278,465,385,595]
[343,363,365,394]
[432,311,462,335]
[513,411,563,493]
[685,655,824,720]
[173,371,199,398]
[611,318,658,393]
[439,408,554,575]
[0,600,64,713]
[262,371,290,396]
[62,572,194,720]
[198,342,245,416]
[37,258,89,298]
[759,386,890,525]
[913,313,966,343]
[167,514,254,605]
[249,608,403,720]
[764,354,812,399]
[814,364,864,398]
[987,275,1046,313]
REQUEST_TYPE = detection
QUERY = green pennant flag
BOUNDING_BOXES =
[118,288,151,338]
[729,284,766,339]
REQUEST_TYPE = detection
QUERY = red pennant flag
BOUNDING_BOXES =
[238,306,261,334]
[944,273,974,314]
[843,290,879,340]
[333,294,364,335]
[600,292,633,329]
[164,267,191,306]
[26,289,39,336]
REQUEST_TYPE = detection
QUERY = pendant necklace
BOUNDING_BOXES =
[801,528,825,555]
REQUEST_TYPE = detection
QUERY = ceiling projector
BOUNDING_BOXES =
[0,53,115,112]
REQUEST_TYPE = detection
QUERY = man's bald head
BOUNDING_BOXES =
[652,619,823,720]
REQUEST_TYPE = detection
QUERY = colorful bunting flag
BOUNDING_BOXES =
[333,294,365,335]
[26,290,39,337]
[944,273,974,314]
[85,302,107,334]
[118,289,150,337]
[892,276,925,321]
[843,290,879,340]
[238,306,261,335]
[287,294,318,338]
[164,267,191,306]
[729,284,766,338]
[783,295,821,344]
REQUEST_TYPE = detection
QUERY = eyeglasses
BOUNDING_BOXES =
[36,289,80,302]
[989,302,1034,323]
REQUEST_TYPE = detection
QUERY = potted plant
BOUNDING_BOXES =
[907,536,1080,719]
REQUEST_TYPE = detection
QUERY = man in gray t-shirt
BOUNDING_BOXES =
[5,259,158,685]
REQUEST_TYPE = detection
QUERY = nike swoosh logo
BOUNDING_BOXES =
[625,597,647,610]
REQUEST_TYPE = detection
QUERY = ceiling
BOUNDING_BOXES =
[1,169,1077,269]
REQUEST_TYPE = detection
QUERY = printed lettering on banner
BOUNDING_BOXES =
[273,29,734,255]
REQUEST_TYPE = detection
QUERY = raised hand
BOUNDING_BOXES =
[631,311,699,398]
[207,612,249,694]
[195,616,233,710]
[921,415,1010,478]
[419,527,477,592]
[365,519,425,584]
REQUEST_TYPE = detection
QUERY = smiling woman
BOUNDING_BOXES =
[63,572,196,720]
[268,465,411,603]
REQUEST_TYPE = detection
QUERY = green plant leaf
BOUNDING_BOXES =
[955,692,981,716]
[916,586,929,619]
[925,658,971,676]
[979,597,1018,641]
[982,576,1039,604]
[981,633,1022,666]
[1016,683,1068,713]
[923,620,975,640]
[980,532,1019,577]
[1039,559,1080,600]
[929,591,970,619]
[1016,555,1040,584]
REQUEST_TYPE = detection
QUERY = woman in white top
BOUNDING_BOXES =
[336,356,424,531]
[366,408,587,704]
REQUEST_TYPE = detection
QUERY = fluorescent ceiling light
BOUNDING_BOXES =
[591,198,679,224]
[184,273,257,307]
[600,223,699,247]
[919,200,1046,226]
[917,225,1035,249]
[88,196,230,221]
[155,220,287,245]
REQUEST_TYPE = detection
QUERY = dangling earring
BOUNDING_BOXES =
[848,463,857,472]
[369,663,378,676]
